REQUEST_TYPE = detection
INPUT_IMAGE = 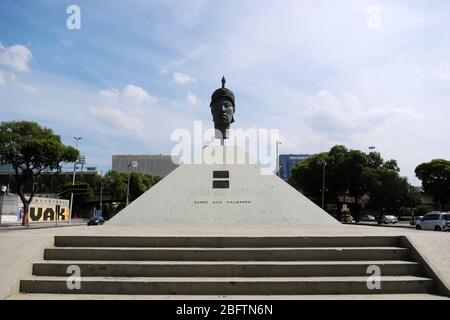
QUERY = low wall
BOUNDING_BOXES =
[1,195,70,224]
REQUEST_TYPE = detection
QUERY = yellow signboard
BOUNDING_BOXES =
[18,197,70,223]
[28,206,69,222]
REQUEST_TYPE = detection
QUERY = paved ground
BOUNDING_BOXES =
[1,223,449,300]
[0,219,87,231]
[353,221,413,229]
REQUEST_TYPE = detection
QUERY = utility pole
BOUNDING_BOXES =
[55,195,59,226]
[0,194,3,225]
[318,158,327,209]
[69,136,82,224]
[99,170,103,218]
[126,161,138,207]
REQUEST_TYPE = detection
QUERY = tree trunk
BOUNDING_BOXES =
[18,185,28,226]
[18,186,32,227]
[21,202,29,226]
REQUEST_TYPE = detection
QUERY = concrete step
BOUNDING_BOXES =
[20,276,434,295]
[54,236,401,248]
[32,260,421,277]
[44,246,411,261]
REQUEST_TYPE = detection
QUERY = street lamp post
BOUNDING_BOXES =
[69,136,82,224]
[126,161,138,207]
[317,158,327,209]
[276,141,282,176]
[100,171,103,218]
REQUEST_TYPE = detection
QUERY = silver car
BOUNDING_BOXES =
[415,212,450,231]
[381,215,398,224]
[360,214,376,222]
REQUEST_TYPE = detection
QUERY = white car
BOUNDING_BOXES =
[360,214,376,222]
[415,212,450,231]
[381,215,398,224]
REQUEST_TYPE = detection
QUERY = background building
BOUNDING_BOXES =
[112,155,179,178]
[279,154,311,181]
[0,168,99,195]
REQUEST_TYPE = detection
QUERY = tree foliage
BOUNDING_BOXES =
[289,145,419,220]
[99,170,160,216]
[415,159,450,209]
[0,121,79,225]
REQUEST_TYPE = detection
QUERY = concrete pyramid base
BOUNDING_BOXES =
[109,145,337,225]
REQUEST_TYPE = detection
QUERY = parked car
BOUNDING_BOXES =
[415,212,450,231]
[87,216,105,226]
[380,215,398,224]
[360,214,376,222]
[410,216,423,226]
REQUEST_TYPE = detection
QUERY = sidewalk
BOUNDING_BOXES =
[0,219,87,231]
[351,221,414,229]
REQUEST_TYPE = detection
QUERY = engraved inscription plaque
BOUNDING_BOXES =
[213,171,229,179]
[213,180,230,189]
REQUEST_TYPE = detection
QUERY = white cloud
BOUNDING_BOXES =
[91,84,157,137]
[173,72,195,85]
[89,106,144,135]
[123,84,156,105]
[187,91,198,106]
[303,90,420,139]
[98,84,156,106]
[0,43,32,72]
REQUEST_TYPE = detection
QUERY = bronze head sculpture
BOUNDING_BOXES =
[210,76,235,140]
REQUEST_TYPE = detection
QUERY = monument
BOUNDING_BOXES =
[13,78,448,300]
[109,78,337,225]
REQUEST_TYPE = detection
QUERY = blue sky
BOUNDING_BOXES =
[1,0,450,184]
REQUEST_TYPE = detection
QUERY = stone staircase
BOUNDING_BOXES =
[19,236,439,296]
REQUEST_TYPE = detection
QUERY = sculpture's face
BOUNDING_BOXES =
[211,97,234,127]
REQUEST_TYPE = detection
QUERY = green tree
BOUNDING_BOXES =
[290,146,369,219]
[60,182,95,205]
[289,145,416,222]
[363,166,415,223]
[101,170,160,216]
[0,121,78,225]
[103,170,127,215]
[415,159,450,210]
[129,172,150,201]
[289,153,327,203]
